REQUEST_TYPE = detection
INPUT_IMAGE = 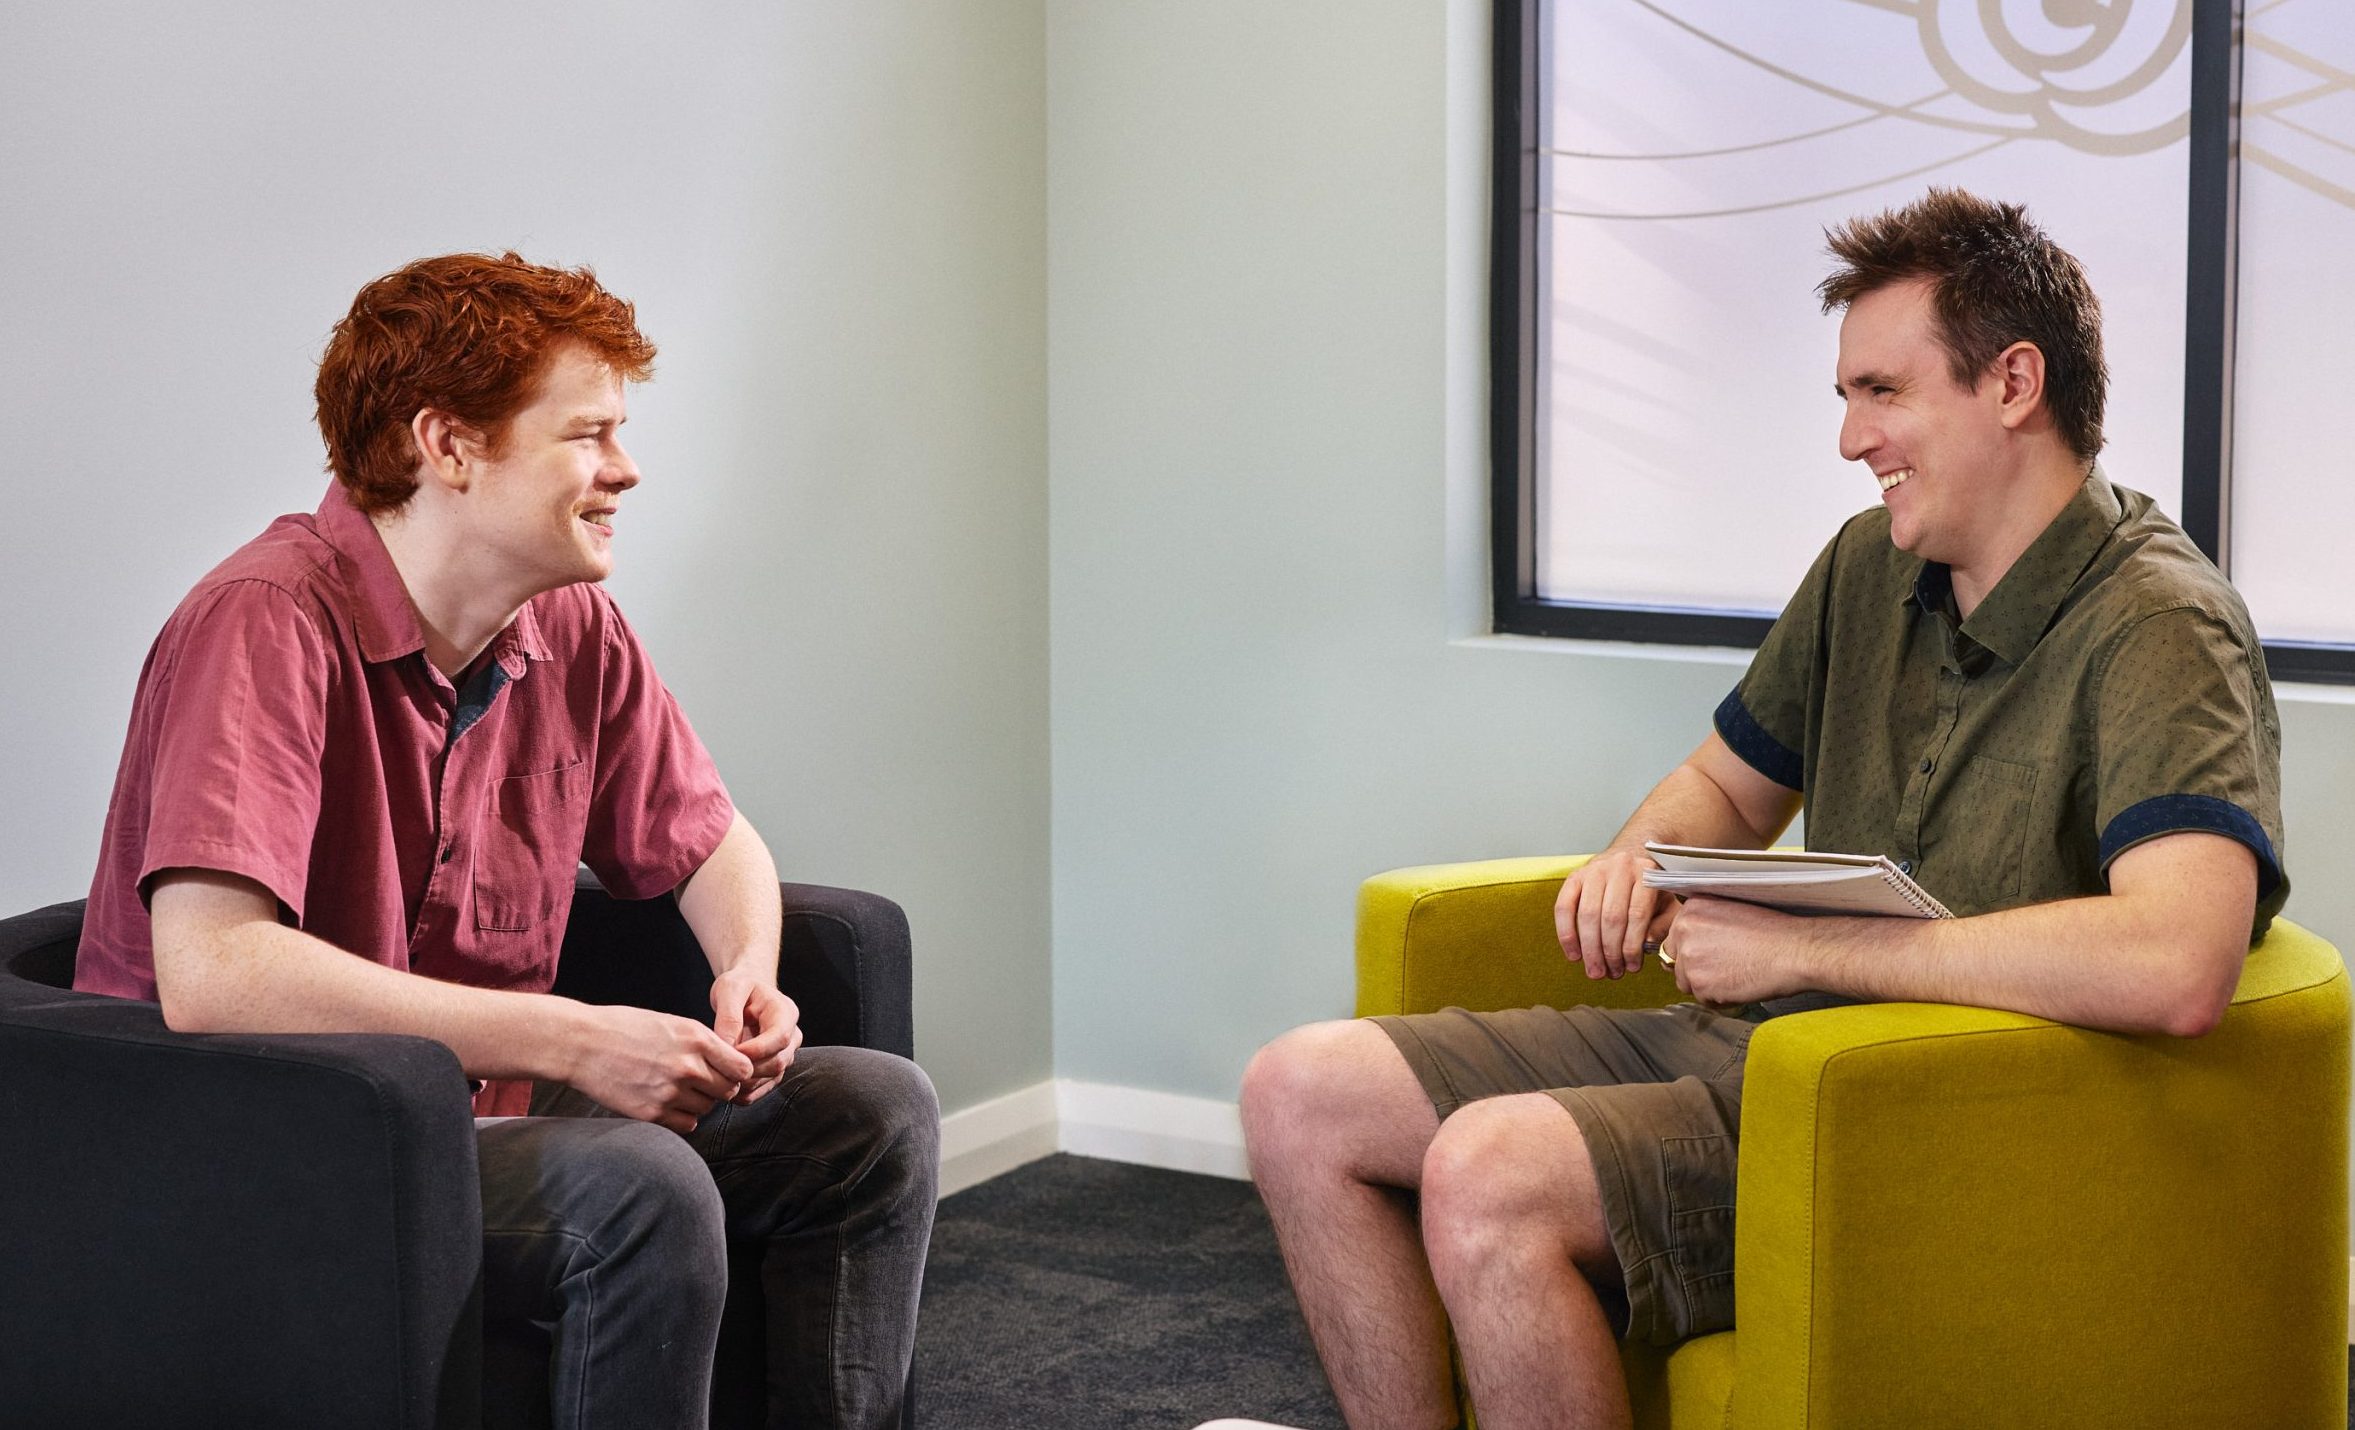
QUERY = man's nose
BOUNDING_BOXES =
[1838,403,1874,464]
[605,440,642,491]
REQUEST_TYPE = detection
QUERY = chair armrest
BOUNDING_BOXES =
[1355,856,1682,1017]
[1731,921,2351,1428]
[0,897,81,987]
[557,874,915,1059]
[0,979,482,1429]
[772,881,914,1060]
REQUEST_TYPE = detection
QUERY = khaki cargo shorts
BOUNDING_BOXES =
[1370,1001,1757,1346]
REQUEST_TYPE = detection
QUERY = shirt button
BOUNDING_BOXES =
[1918,758,1934,774]
[1899,860,1914,875]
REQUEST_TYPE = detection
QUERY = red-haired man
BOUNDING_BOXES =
[77,252,936,1430]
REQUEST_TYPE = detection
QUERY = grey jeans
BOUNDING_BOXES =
[475,1045,940,1430]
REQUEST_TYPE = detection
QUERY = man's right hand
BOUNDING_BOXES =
[1554,847,1678,981]
[564,1004,758,1134]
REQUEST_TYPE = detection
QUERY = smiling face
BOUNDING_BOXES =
[461,343,640,591]
[1835,279,2015,568]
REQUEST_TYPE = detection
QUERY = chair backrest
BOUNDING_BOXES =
[0,900,85,991]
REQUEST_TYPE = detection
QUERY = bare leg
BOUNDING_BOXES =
[1240,1021,1455,1430]
[1419,1094,1631,1430]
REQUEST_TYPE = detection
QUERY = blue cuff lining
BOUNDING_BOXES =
[1713,688,1804,792]
[2099,794,2283,899]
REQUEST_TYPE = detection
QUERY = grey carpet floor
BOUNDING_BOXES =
[916,1153,2355,1430]
[915,1154,1344,1430]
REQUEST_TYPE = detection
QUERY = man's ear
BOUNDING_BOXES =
[1990,341,2047,433]
[409,408,480,494]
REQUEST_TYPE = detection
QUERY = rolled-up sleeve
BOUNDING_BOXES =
[2092,604,2287,925]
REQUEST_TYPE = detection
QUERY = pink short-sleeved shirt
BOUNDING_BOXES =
[77,484,735,1110]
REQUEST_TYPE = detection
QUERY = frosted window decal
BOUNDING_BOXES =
[1534,1,2191,614]
[2228,1,2355,646]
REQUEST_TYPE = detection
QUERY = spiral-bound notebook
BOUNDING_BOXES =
[1639,843,1954,919]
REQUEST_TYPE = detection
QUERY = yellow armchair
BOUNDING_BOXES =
[1357,855,2351,1429]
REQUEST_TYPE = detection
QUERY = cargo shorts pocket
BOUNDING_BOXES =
[1660,1131,1738,1322]
[1554,1077,1744,1347]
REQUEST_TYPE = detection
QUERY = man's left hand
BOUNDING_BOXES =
[1659,896,1814,1007]
[710,970,804,1105]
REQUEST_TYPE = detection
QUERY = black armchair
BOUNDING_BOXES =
[0,874,915,1430]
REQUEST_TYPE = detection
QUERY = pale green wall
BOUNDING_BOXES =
[8,0,2352,1155]
[0,2,1053,1115]
[1045,1,2355,1123]
[2282,700,2355,961]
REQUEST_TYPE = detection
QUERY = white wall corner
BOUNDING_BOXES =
[935,1079,1250,1200]
[1056,1079,1250,1181]
[938,1081,1060,1198]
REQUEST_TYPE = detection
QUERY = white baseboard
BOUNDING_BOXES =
[936,1078,1249,1198]
[938,1081,1060,1197]
[1058,1079,1250,1180]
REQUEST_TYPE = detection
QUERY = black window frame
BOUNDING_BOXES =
[1489,0,2355,685]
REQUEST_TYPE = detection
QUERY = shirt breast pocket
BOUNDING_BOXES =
[1939,755,2040,906]
[473,760,590,933]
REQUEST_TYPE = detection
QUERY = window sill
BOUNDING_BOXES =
[1449,633,1751,667]
[1456,633,2355,705]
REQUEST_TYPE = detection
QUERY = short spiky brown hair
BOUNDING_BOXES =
[1818,188,2106,463]
[314,252,657,513]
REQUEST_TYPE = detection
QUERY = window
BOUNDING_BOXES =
[1491,0,2355,684]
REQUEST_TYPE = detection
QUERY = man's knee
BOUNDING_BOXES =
[1244,1019,1436,1190]
[1420,1096,1610,1283]
[590,1120,731,1286]
[847,1048,941,1194]
[1242,1020,1390,1136]
[782,1046,941,1199]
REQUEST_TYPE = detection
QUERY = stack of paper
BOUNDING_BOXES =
[1639,843,1953,919]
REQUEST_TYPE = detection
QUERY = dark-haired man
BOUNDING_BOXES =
[78,253,937,1430]
[1241,189,2286,1430]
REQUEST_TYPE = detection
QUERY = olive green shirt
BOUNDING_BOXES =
[1720,468,2286,937]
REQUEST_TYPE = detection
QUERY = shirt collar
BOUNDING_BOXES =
[313,483,549,675]
[1901,466,2125,667]
[495,602,547,679]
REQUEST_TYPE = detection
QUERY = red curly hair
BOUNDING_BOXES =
[314,252,657,513]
